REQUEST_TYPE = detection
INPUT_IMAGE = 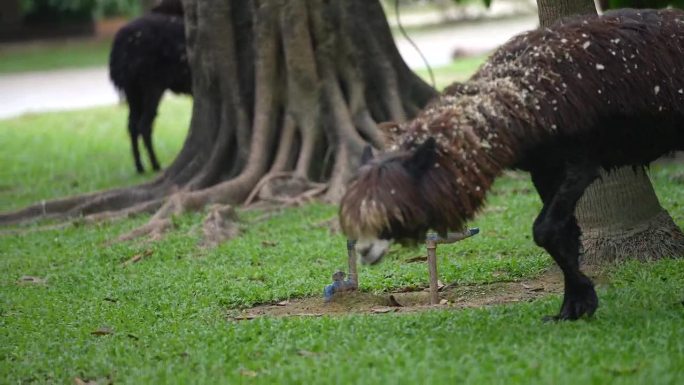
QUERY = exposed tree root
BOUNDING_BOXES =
[0,180,169,226]
[243,172,295,206]
[202,204,241,247]
[115,190,201,242]
[577,167,684,262]
[581,211,684,264]
[258,183,328,207]
[0,197,165,237]
[117,217,174,242]
[248,175,328,207]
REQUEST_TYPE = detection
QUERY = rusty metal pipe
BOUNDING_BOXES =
[426,237,440,305]
[426,228,479,305]
[347,239,358,289]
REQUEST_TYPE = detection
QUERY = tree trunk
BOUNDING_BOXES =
[536,0,684,263]
[536,0,596,25]
[141,0,158,12]
[0,0,436,236]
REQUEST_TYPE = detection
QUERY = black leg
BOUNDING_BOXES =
[125,88,144,173]
[531,160,600,321]
[138,88,165,172]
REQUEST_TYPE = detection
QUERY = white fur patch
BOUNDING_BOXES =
[356,239,391,265]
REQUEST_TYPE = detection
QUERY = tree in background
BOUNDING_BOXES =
[20,0,95,23]
[599,0,684,9]
[0,0,437,242]
[19,0,148,20]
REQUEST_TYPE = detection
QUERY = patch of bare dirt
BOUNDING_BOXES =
[229,269,603,320]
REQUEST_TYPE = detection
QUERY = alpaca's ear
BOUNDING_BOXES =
[406,137,436,177]
[361,145,374,166]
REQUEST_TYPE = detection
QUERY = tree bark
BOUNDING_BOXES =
[536,0,684,263]
[536,0,596,25]
[0,0,436,238]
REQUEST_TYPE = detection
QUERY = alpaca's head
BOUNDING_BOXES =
[339,138,440,265]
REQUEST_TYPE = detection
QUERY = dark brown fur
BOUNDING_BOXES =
[340,8,684,320]
[342,8,684,241]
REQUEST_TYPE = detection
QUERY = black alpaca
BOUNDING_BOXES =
[339,8,684,321]
[109,0,191,173]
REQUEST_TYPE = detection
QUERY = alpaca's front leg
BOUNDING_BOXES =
[534,213,598,320]
[531,161,600,320]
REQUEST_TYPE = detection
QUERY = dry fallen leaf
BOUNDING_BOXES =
[74,378,96,385]
[73,377,108,385]
[261,240,278,247]
[90,327,114,336]
[125,255,142,265]
[121,249,153,267]
[297,350,318,357]
[405,255,427,263]
[18,276,46,285]
[240,369,258,377]
[275,300,289,306]
[370,307,397,314]
[522,283,544,292]
[233,315,257,321]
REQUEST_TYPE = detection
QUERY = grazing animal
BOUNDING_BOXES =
[109,0,191,173]
[339,8,684,321]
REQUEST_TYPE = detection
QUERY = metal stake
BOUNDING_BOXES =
[347,239,358,289]
[425,228,480,305]
[426,234,440,305]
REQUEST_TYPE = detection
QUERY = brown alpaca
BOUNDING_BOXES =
[339,8,684,321]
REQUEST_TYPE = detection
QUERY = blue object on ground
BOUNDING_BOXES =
[324,271,356,302]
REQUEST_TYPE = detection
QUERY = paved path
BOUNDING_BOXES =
[395,15,536,69]
[0,15,537,120]
[0,67,119,119]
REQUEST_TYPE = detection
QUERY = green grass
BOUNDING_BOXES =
[0,38,113,74]
[415,54,489,89]
[2,64,684,384]
[0,95,191,211]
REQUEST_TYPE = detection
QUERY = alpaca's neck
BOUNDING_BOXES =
[388,79,532,229]
[398,77,529,186]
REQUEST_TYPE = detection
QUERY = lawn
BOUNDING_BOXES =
[0,38,113,74]
[0,95,191,212]
[2,61,684,384]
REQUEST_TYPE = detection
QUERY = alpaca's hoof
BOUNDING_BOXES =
[543,286,598,322]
